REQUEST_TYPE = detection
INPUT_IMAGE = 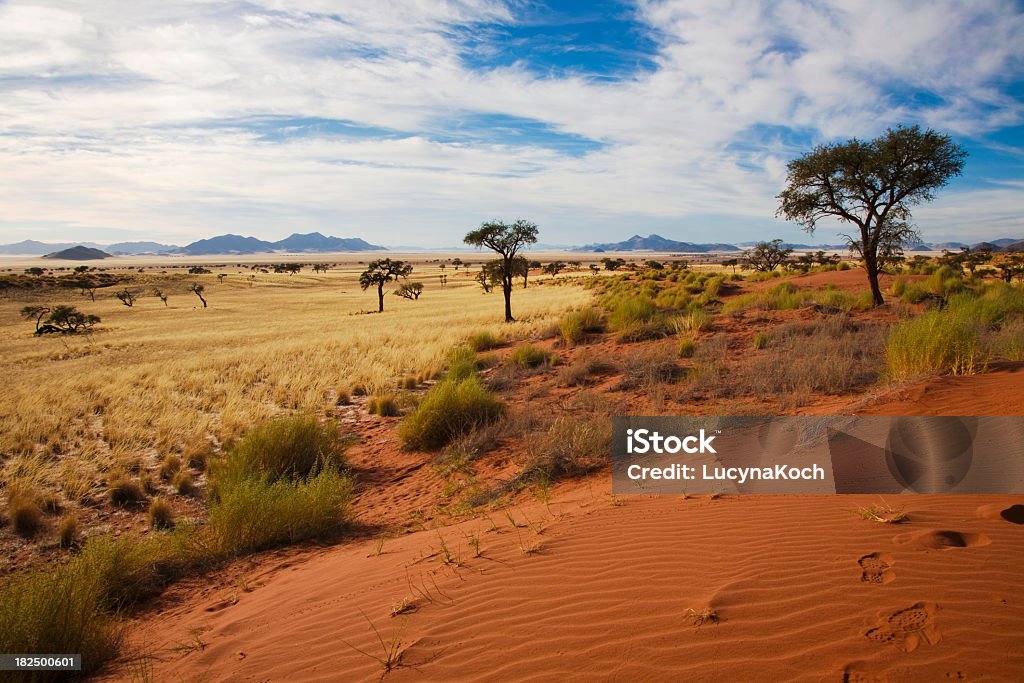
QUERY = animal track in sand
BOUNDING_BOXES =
[893,529,991,550]
[864,601,940,653]
[857,552,895,584]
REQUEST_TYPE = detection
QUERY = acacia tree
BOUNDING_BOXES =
[778,125,967,306]
[191,283,207,308]
[464,219,538,322]
[743,239,792,271]
[22,305,99,335]
[394,282,424,300]
[359,258,413,313]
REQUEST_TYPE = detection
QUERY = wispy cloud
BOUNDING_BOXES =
[0,0,1021,246]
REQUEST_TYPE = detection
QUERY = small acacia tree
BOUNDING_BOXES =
[743,239,793,272]
[464,219,539,322]
[394,282,424,300]
[22,305,99,335]
[115,289,136,307]
[359,258,413,313]
[778,124,967,306]
[191,283,207,308]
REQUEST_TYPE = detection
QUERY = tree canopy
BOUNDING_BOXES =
[359,258,413,313]
[464,219,538,322]
[777,124,966,305]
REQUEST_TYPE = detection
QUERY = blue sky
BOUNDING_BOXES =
[0,0,1022,247]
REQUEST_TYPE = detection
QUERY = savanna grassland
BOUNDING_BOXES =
[0,260,589,562]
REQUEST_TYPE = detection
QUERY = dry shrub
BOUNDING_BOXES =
[523,416,611,481]
[159,454,183,480]
[58,514,79,547]
[148,497,175,530]
[742,317,884,402]
[617,345,684,390]
[173,470,195,496]
[9,494,44,537]
[367,395,401,417]
[106,474,146,507]
[556,352,617,387]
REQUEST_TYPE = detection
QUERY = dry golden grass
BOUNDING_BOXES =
[0,262,589,526]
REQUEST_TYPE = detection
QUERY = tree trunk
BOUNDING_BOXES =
[865,255,884,307]
[503,278,514,322]
[377,284,385,313]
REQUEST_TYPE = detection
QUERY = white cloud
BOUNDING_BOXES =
[0,0,1021,245]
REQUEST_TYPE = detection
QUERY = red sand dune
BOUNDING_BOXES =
[108,488,1024,682]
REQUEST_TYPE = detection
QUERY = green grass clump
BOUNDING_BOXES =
[467,330,502,352]
[607,293,659,329]
[206,469,354,556]
[752,332,769,350]
[0,534,179,681]
[214,414,347,485]
[887,286,1024,380]
[399,376,505,450]
[886,305,982,379]
[559,307,605,345]
[446,345,479,380]
[510,344,551,368]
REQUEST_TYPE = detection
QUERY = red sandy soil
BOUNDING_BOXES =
[96,270,1024,682]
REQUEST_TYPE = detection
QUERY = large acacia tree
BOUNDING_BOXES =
[777,125,966,306]
[464,219,538,322]
[359,258,413,313]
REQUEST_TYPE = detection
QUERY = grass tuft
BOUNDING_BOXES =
[399,376,505,450]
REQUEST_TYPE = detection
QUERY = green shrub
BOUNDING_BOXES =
[559,308,605,345]
[215,414,347,485]
[752,332,769,350]
[206,469,353,556]
[607,294,659,329]
[399,376,505,450]
[467,330,501,352]
[510,344,551,368]
[446,346,479,381]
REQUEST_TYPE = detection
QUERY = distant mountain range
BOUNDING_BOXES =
[43,246,111,260]
[1,231,1020,257]
[575,233,1024,253]
[0,232,385,256]
[578,234,740,252]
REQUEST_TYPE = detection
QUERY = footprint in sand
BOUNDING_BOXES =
[976,503,1024,525]
[893,529,991,551]
[857,552,895,584]
[864,601,941,653]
